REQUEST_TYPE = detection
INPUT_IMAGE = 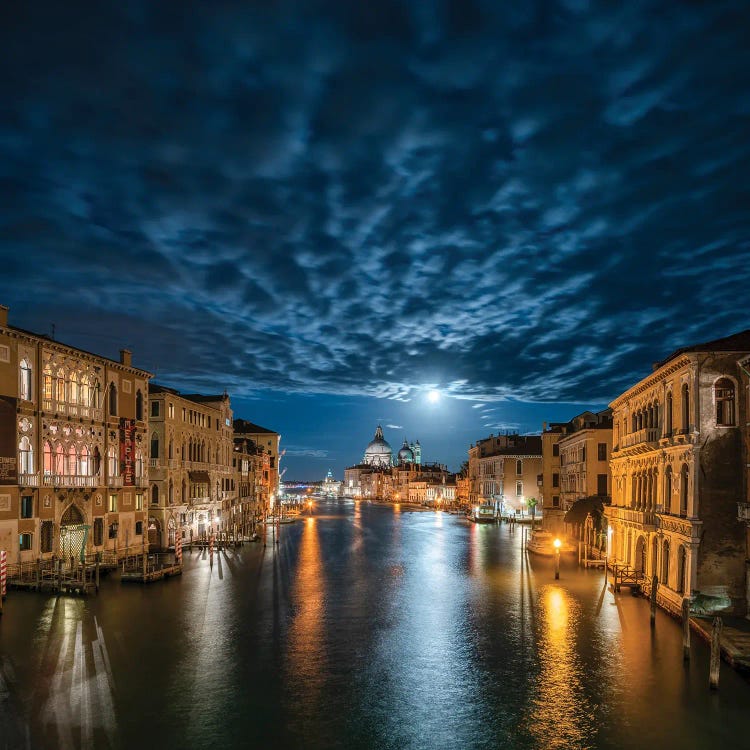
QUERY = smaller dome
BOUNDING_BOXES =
[398,439,414,463]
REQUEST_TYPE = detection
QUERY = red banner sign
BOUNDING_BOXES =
[119,418,135,487]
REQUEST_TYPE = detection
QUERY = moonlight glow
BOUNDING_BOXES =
[427,390,441,404]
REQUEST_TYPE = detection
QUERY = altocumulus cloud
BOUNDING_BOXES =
[1,1,749,406]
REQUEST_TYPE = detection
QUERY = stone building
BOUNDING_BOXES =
[232,433,271,536]
[605,330,750,616]
[233,419,280,508]
[468,434,542,515]
[737,353,750,611]
[0,304,151,563]
[539,422,567,535]
[147,385,233,547]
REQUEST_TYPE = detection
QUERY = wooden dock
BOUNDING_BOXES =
[6,558,99,595]
[120,553,182,584]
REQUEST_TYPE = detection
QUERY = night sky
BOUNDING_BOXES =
[1,2,749,479]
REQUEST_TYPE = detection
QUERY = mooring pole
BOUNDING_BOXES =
[650,575,658,628]
[709,617,722,690]
[682,597,691,661]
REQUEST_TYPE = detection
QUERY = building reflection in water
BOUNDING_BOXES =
[529,585,593,749]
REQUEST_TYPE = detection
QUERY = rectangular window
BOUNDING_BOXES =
[169,403,174,419]
[597,474,608,496]
[552,473,559,488]
[135,520,143,536]
[108,494,118,512]
[151,401,160,417]
[135,493,143,511]
[108,523,118,539]
[41,521,53,553]
[516,481,523,496]
[581,446,586,462]
[93,518,103,546]
[19,533,32,551]
[552,444,559,457]
[552,495,560,508]
[20,495,33,518]
[597,443,607,461]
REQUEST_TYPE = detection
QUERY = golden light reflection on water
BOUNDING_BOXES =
[529,586,593,750]
[286,518,326,706]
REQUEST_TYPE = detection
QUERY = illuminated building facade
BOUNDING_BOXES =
[0,304,150,562]
[605,331,750,616]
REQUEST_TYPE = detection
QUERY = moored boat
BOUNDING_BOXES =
[469,503,499,523]
[526,531,576,557]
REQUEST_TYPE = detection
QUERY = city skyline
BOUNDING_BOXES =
[2,2,749,477]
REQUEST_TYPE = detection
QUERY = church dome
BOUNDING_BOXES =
[363,425,393,467]
[397,439,414,463]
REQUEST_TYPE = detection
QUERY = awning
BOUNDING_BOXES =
[189,471,210,484]
[563,496,604,526]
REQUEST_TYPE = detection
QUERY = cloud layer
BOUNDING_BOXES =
[1,1,749,408]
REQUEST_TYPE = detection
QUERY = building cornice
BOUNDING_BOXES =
[609,355,692,410]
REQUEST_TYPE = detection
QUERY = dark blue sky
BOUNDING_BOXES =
[1,2,749,479]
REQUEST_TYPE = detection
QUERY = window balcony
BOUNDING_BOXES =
[738,503,750,522]
[168,459,181,469]
[149,459,160,469]
[108,476,124,488]
[621,427,659,449]
[133,476,148,488]
[42,474,98,488]
[19,472,39,487]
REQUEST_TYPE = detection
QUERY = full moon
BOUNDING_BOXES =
[427,389,441,404]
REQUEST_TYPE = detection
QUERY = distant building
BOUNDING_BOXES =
[606,330,750,616]
[363,425,393,468]
[467,434,542,515]
[234,419,280,506]
[322,469,342,497]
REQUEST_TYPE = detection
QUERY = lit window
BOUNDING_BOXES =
[108,494,118,512]
[135,492,144,510]
[19,359,32,401]
[18,436,34,475]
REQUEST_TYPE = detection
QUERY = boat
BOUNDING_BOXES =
[526,531,576,557]
[469,503,499,523]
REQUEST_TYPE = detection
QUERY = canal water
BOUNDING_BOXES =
[0,499,748,749]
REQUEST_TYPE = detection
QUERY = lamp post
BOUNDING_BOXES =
[554,538,561,580]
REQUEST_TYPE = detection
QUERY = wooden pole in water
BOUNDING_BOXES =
[709,617,722,690]
[95,556,100,593]
[650,575,658,627]
[682,597,691,661]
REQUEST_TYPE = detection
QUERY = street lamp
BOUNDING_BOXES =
[554,538,561,580]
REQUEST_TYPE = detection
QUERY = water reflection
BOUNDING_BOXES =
[530,586,592,749]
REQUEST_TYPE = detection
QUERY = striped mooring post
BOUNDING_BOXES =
[0,549,7,615]
[175,532,182,566]
[209,531,214,564]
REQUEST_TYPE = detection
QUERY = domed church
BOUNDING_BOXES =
[363,425,393,467]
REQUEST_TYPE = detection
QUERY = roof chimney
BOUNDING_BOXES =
[120,349,132,367]
[0,305,8,327]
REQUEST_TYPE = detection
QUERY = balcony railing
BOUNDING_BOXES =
[108,476,124,488]
[149,458,160,469]
[19,472,39,487]
[168,459,181,469]
[738,503,750,522]
[621,427,659,449]
[42,474,99,488]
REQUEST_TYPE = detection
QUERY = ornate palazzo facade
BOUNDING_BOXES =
[0,305,151,562]
[606,332,750,616]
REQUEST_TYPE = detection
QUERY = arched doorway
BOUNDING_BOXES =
[634,535,646,574]
[59,504,88,563]
[148,517,161,548]
[651,536,659,577]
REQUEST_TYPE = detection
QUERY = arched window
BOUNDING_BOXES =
[665,391,673,435]
[108,446,118,477]
[19,359,32,401]
[136,390,144,421]
[43,442,53,475]
[677,546,687,593]
[661,540,670,588]
[91,379,101,408]
[67,445,77,476]
[715,378,735,426]
[168,438,174,460]
[680,464,689,517]
[664,466,672,513]
[55,369,66,403]
[69,372,79,404]
[79,374,90,406]
[150,433,159,460]
[168,480,174,505]
[108,383,118,417]
[80,445,91,476]
[43,364,53,401]
[135,450,144,479]
[19,436,34,474]
[681,383,690,433]
[516,459,523,475]
[54,443,64,475]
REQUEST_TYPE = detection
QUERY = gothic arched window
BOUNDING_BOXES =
[715,378,736,426]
